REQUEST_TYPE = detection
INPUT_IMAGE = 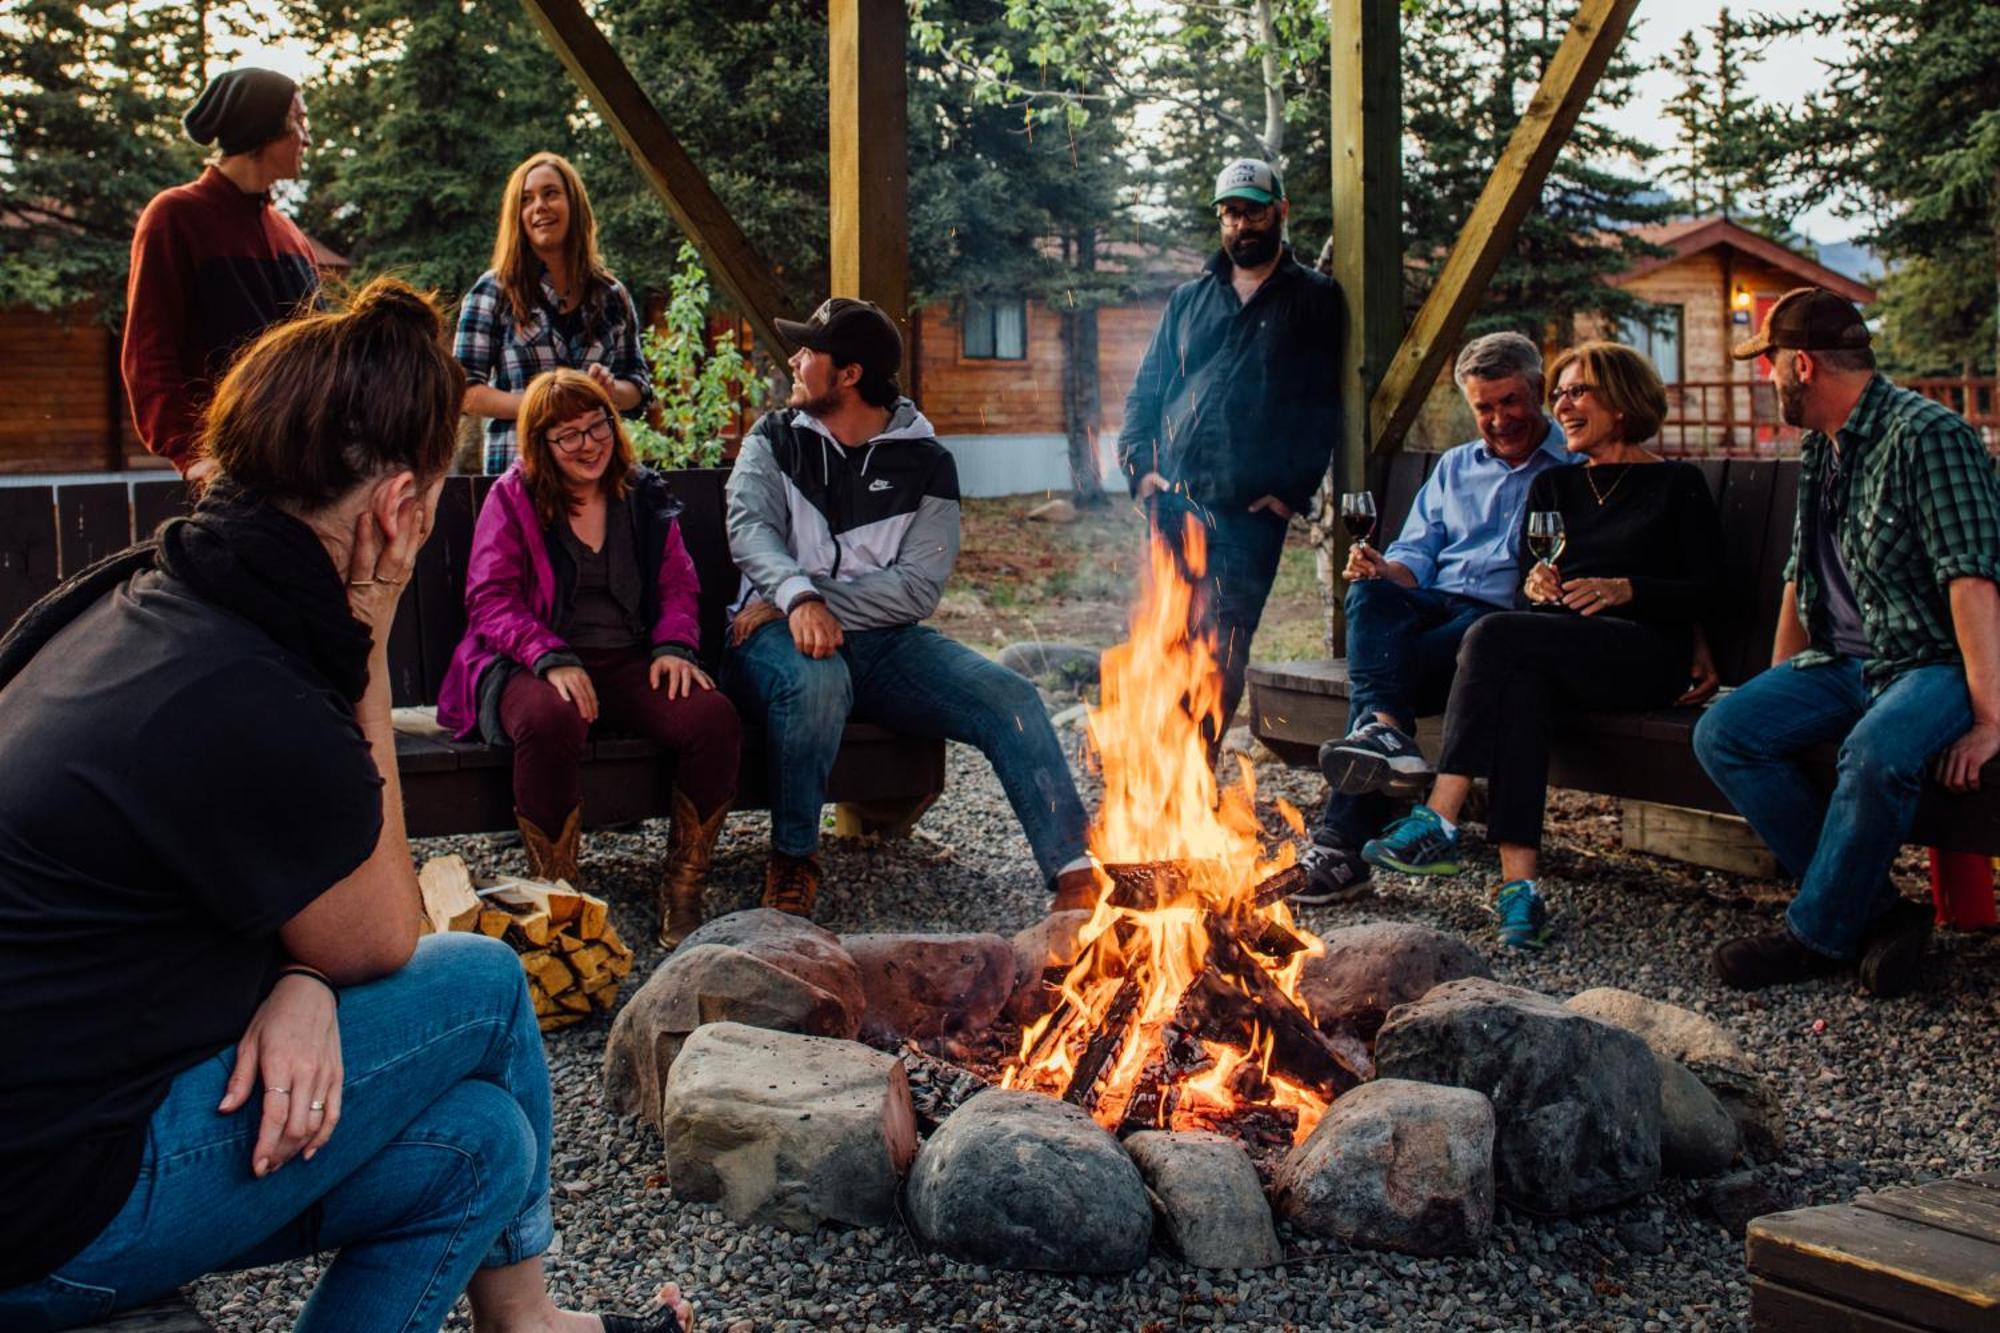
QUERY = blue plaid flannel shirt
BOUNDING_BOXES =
[454,267,653,474]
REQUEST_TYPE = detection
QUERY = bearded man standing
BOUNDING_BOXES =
[1117,159,1342,750]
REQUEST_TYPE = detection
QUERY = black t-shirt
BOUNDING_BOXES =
[1517,460,1724,639]
[0,570,382,1287]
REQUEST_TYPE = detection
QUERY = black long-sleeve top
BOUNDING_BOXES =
[1515,460,1723,637]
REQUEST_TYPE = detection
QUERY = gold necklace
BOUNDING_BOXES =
[1585,465,1630,506]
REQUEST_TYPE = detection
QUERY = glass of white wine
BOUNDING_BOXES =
[1526,510,1566,566]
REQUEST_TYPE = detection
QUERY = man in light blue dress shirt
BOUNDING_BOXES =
[1298,333,1573,901]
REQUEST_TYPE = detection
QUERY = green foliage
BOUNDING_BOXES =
[1874,237,1995,377]
[625,243,748,470]
[1744,0,2000,372]
[1656,8,1800,243]
[0,0,206,318]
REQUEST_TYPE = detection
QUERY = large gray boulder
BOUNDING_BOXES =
[843,931,1016,1044]
[904,1090,1152,1273]
[1375,978,1661,1216]
[1123,1131,1282,1269]
[1656,1054,1741,1178]
[1565,986,1784,1159]
[996,641,1101,690]
[658,1023,917,1233]
[1297,922,1493,1039]
[1272,1079,1495,1256]
[602,911,865,1127]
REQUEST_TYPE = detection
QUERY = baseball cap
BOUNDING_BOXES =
[1731,287,1871,360]
[776,298,902,378]
[1212,158,1285,207]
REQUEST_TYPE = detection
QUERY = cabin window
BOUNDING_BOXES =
[963,299,1028,360]
[1618,303,1684,384]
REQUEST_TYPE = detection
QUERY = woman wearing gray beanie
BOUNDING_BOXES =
[121,67,320,480]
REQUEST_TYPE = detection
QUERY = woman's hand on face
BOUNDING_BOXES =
[1523,561,1564,605]
[1562,576,1634,616]
[649,654,714,699]
[546,665,599,722]
[345,481,428,641]
[218,973,343,1178]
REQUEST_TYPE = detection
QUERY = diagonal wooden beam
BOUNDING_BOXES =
[519,0,794,359]
[1369,0,1639,456]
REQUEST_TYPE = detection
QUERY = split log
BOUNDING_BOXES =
[1061,972,1145,1109]
[1114,1023,1209,1136]
[1179,916,1373,1096]
[418,856,483,934]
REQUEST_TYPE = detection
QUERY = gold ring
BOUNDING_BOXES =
[310,1100,326,1113]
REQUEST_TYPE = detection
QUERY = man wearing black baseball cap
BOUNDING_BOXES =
[1117,156,1342,752]
[1694,286,2000,996]
[723,298,1093,918]
[123,68,319,479]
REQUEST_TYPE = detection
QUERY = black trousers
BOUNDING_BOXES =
[1437,610,1688,850]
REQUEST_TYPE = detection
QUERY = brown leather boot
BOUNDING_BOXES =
[762,852,822,919]
[658,788,729,949]
[517,807,583,885]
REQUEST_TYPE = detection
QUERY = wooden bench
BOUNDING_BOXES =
[1245,453,2000,857]
[0,470,946,838]
[1747,1171,2000,1330]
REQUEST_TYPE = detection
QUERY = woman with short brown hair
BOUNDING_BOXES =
[439,368,740,948]
[0,279,689,1333]
[455,152,652,474]
[1351,341,1723,950]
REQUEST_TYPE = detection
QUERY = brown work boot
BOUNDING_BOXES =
[517,807,582,885]
[658,788,730,950]
[762,852,822,919]
[1050,864,1101,914]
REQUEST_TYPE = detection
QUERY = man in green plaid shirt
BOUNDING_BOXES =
[1695,287,2000,997]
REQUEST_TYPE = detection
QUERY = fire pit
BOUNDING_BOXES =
[1002,521,1370,1144]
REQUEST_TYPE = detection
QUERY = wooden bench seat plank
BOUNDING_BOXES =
[1749,1277,1936,1333]
[1747,1204,2000,1333]
[1855,1180,2000,1250]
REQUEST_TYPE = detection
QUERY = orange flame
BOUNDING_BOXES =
[1004,519,1330,1141]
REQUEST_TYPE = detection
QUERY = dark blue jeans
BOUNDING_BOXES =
[1694,658,1973,959]
[1318,578,1495,848]
[1150,496,1290,746]
[0,934,552,1333]
[727,621,1090,883]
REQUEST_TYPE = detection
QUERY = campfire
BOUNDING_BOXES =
[1002,519,1371,1143]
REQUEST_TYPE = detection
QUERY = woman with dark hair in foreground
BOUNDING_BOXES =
[0,278,689,1333]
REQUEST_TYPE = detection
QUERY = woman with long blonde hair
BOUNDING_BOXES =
[455,152,652,474]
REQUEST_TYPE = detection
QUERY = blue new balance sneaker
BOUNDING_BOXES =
[1494,880,1550,951]
[1360,805,1462,876]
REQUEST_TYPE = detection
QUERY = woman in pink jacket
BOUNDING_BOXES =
[439,368,739,947]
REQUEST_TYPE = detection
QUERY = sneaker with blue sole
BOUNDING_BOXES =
[1360,805,1462,876]
[1494,880,1550,950]
[1320,719,1435,799]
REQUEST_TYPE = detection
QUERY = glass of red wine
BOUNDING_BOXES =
[1340,491,1378,547]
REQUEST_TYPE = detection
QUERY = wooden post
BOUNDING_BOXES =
[1319,0,1403,654]
[828,0,910,358]
[1369,0,1639,457]
[518,0,795,359]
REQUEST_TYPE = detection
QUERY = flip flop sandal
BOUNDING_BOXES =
[602,1305,685,1333]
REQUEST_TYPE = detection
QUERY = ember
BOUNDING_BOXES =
[1003,519,1370,1142]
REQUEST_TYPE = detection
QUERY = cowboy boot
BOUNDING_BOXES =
[517,806,583,885]
[658,788,729,949]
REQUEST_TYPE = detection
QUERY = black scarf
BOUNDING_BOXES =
[0,479,373,704]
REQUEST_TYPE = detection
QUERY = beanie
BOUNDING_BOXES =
[183,68,297,156]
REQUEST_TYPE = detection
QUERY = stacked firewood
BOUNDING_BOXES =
[417,855,634,1031]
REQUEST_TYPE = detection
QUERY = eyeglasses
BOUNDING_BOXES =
[547,413,614,455]
[1216,202,1274,224]
[1550,383,1596,406]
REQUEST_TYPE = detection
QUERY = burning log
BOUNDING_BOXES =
[1114,1023,1210,1136]
[1248,864,1305,908]
[1178,915,1373,1096]
[1061,972,1145,1108]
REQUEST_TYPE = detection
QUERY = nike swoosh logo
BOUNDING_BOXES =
[868,479,893,492]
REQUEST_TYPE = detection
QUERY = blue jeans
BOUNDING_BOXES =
[1318,578,1495,848]
[728,621,1090,882]
[1150,496,1290,743]
[1694,659,1973,959]
[0,933,554,1333]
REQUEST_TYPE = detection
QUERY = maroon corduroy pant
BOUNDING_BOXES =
[500,645,740,831]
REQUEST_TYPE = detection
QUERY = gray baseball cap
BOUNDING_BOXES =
[1212,158,1285,206]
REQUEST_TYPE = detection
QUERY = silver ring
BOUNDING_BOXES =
[267,1087,291,1096]
[309,1100,326,1113]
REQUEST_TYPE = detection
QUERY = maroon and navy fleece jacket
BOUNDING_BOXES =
[120,166,320,471]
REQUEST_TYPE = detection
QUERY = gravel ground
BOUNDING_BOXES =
[191,732,2000,1333]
